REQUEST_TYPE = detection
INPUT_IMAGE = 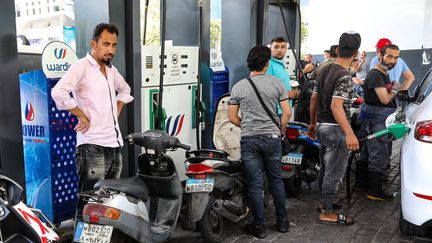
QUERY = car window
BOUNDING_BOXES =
[415,70,432,103]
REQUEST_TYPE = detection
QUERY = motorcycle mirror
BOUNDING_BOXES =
[0,175,23,206]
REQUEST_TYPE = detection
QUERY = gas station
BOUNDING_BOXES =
[1,0,300,223]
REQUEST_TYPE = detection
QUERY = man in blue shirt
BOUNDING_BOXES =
[369,38,415,90]
[266,37,299,111]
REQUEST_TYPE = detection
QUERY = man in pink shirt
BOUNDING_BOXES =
[51,23,133,223]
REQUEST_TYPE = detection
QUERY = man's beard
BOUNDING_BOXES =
[380,61,395,71]
[102,56,113,64]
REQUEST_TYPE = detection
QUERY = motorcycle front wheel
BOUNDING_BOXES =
[198,196,225,243]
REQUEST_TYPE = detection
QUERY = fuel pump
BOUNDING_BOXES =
[141,0,203,180]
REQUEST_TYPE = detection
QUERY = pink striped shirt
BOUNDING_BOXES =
[51,53,134,147]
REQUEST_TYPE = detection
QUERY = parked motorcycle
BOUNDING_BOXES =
[181,149,248,243]
[0,174,59,242]
[73,130,190,243]
[281,121,320,197]
[283,93,365,197]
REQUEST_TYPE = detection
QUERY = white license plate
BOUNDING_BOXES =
[185,178,214,193]
[73,221,113,243]
[282,152,303,165]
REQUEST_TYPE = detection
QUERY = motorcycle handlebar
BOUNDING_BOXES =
[177,142,191,151]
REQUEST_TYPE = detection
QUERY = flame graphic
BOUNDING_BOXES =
[25,101,34,121]
[166,114,185,136]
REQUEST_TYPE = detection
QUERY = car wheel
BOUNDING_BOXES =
[399,210,428,236]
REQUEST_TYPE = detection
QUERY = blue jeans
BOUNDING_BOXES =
[74,144,122,222]
[241,135,287,225]
[316,124,350,212]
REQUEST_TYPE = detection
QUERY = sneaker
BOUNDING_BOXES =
[277,218,290,233]
[245,223,267,239]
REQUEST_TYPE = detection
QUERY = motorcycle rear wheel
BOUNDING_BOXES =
[198,196,225,243]
[283,176,302,197]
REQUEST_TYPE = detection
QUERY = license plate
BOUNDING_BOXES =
[185,178,214,193]
[282,152,303,165]
[73,221,113,243]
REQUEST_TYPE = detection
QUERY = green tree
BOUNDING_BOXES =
[210,19,221,49]
[300,21,308,57]
[141,0,160,45]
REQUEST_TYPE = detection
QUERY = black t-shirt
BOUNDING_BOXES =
[363,69,397,108]
[314,63,355,124]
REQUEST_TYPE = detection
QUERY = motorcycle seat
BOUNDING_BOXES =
[94,176,150,202]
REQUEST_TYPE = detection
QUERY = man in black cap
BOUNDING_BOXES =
[308,31,361,225]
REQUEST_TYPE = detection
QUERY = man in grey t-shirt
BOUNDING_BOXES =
[228,45,291,238]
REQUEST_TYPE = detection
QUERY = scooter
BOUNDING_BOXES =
[73,130,190,243]
[0,174,59,242]
[281,121,320,197]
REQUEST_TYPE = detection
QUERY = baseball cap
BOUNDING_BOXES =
[376,38,392,49]
[339,31,361,51]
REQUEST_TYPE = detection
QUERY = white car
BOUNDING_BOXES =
[399,68,432,235]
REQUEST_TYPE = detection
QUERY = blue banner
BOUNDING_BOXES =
[19,70,53,220]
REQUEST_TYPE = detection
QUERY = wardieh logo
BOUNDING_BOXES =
[25,101,34,121]
[166,114,185,136]
[54,48,67,59]
[46,47,71,72]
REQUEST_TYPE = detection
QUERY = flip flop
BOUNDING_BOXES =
[319,213,354,226]
[316,202,343,212]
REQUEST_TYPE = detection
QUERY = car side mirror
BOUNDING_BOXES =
[396,90,412,102]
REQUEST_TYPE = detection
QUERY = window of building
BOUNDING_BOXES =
[47,6,50,12]
[39,8,41,14]
[16,11,21,17]
[32,8,35,15]
[54,5,60,11]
